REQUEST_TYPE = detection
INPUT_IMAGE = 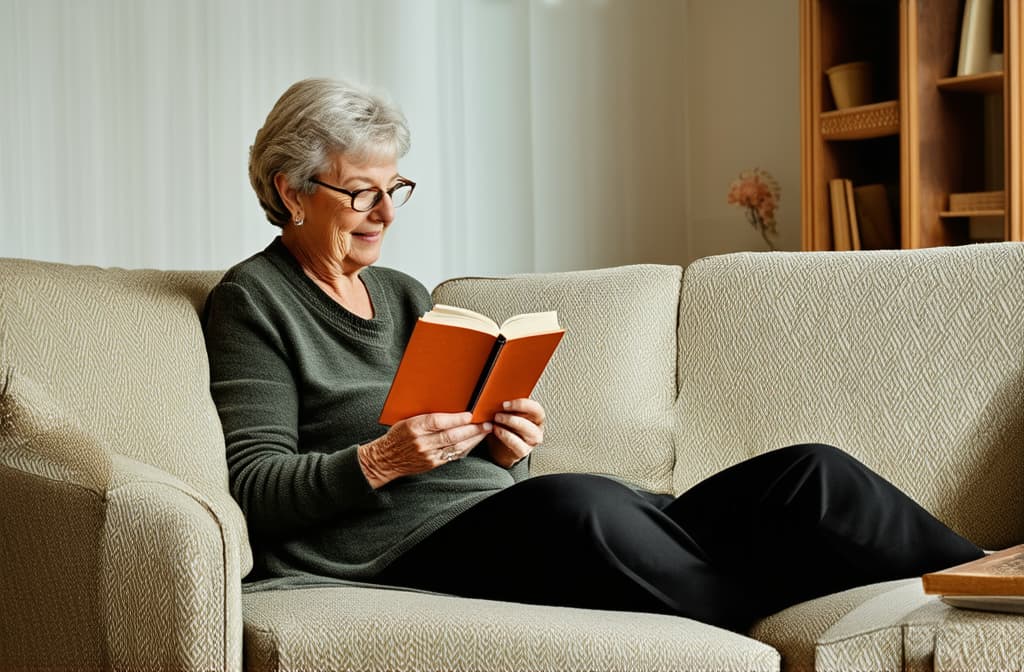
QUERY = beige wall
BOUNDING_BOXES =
[685,0,801,262]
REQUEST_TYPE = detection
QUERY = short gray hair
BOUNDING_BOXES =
[249,78,412,228]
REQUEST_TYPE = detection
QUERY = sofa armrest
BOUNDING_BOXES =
[0,371,243,671]
[0,370,113,670]
[103,454,244,672]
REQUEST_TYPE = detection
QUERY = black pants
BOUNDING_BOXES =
[376,444,983,632]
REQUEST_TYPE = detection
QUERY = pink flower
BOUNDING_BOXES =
[728,168,780,250]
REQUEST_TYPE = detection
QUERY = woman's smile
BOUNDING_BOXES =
[351,229,384,243]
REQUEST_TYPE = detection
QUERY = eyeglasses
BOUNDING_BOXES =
[309,177,416,212]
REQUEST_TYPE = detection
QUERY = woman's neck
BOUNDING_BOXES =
[281,234,374,318]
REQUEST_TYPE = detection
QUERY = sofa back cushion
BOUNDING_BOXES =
[0,258,236,520]
[673,243,1024,549]
[433,265,682,493]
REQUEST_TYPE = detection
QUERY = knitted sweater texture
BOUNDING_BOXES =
[203,238,527,583]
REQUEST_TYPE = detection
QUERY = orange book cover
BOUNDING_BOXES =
[379,305,564,425]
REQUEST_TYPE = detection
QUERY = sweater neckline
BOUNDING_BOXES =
[264,237,393,340]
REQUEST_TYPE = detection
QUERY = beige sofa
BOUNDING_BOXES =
[2,242,1023,671]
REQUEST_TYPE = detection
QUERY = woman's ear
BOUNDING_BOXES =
[273,173,304,222]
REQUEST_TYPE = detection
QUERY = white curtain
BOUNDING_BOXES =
[0,0,689,289]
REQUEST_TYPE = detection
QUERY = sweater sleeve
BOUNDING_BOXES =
[203,281,381,540]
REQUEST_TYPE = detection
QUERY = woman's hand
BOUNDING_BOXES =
[486,398,545,468]
[358,412,491,489]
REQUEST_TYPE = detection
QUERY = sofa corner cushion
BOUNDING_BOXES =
[0,259,233,521]
[432,264,683,493]
[242,584,780,672]
[0,368,111,491]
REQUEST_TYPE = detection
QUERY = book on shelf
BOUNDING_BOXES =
[829,178,852,251]
[948,190,1004,212]
[844,179,862,251]
[922,544,1024,596]
[853,184,899,249]
[379,304,565,425]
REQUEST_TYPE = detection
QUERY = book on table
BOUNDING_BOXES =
[922,544,1024,614]
[379,305,565,425]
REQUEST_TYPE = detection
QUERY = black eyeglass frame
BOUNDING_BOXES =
[309,177,416,212]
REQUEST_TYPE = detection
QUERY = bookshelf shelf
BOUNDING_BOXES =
[937,71,1005,94]
[939,210,1004,218]
[801,0,1024,251]
[820,101,900,140]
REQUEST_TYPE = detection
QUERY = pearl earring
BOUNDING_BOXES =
[294,215,304,227]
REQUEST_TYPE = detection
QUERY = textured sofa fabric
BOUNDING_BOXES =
[0,373,109,670]
[0,260,248,671]
[672,246,1024,549]
[797,578,1024,672]
[3,244,1024,671]
[749,579,913,672]
[242,585,779,672]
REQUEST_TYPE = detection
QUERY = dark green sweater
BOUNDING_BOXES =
[203,238,529,584]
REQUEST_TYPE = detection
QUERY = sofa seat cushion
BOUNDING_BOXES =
[242,585,780,672]
[816,580,1024,672]
[750,579,910,672]
[755,577,1024,672]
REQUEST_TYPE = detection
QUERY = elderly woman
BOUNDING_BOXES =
[203,78,982,632]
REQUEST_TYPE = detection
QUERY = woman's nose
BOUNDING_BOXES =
[373,192,397,222]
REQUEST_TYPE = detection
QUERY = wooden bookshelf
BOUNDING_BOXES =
[801,0,1024,250]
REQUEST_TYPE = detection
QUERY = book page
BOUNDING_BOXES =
[499,311,561,339]
[941,595,1024,614]
[421,304,500,336]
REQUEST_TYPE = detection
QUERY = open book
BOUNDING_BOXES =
[378,305,565,425]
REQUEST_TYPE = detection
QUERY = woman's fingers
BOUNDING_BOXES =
[434,433,491,466]
[500,398,545,426]
[493,412,543,446]
[488,425,533,463]
[402,412,493,464]
[410,411,474,433]
[361,413,494,487]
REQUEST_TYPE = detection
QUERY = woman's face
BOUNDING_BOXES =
[296,153,401,275]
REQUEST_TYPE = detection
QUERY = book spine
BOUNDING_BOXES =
[466,335,507,414]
